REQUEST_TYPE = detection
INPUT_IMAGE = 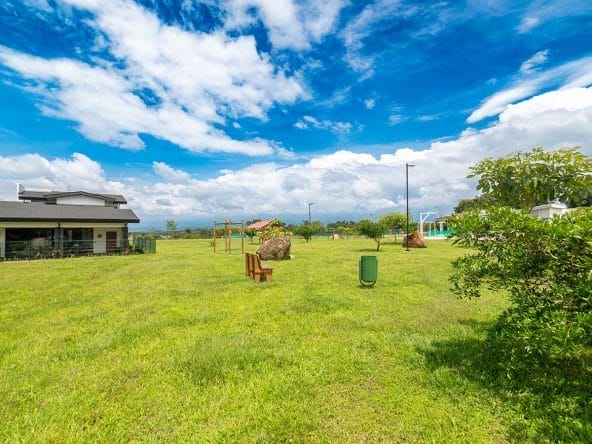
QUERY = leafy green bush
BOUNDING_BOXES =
[258,219,292,241]
[449,207,592,374]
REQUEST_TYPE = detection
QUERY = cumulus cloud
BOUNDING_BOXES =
[0,0,305,156]
[221,0,346,50]
[0,152,126,201]
[364,98,375,109]
[153,162,192,183]
[467,55,592,123]
[2,87,591,223]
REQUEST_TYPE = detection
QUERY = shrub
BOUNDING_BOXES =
[448,207,592,375]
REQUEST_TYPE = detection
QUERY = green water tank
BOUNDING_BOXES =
[359,255,378,287]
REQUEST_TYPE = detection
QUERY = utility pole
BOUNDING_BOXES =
[405,163,415,252]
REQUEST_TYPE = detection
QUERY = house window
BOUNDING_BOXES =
[5,228,54,258]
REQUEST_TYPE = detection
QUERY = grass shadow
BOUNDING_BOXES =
[417,320,592,442]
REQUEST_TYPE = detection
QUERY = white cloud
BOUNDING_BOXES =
[3,87,591,223]
[0,0,305,156]
[517,16,540,33]
[222,0,346,50]
[24,0,53,12]
[519,49,549,74]
[364,98,375,109]
[153,162,192,183]
[0,153,125,201]
[517,0,592,33]
[417,114,438,122]
[467,55,592,123]
[295,115,353,134]
[341,1,455,79]
[388,114,406,126]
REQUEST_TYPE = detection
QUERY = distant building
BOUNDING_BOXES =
[245,220,271,230]
[530,203,569,220]
[0,188,139,259]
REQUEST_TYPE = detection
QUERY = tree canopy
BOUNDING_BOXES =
[294,220,324,242]
[378,212,407,231]
[453,194,496,213]
[356,219,386,251]
[468,146,592,209]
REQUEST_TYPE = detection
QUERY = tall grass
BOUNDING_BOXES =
[0,237,555,441]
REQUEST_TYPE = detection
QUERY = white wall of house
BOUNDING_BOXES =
[530,203,568,219]
[93,226,122,253]
[56,195,106,206]
[0,227,5,258]
[94,228,107,253]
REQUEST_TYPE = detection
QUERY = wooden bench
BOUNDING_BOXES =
[245,253,273,283]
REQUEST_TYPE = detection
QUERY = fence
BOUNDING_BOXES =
[1,239,153,260]
[133,237,157,254]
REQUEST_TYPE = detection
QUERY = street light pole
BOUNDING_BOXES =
[308,202,314,225]
[405,163,415,252]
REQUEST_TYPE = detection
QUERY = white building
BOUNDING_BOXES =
[530,203,569,220]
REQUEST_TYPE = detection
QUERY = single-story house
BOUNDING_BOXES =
[0,188,140,259]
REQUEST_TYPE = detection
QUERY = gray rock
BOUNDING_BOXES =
[257,236,291,260]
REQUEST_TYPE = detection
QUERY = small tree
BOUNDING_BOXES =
[378,212,407,242]
[357,219,387,251]
[166,219,177,238]
[294,220,324,242]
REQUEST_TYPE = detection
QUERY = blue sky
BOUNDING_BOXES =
[0,0,591,229]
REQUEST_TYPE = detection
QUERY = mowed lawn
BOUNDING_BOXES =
[1,238,521,441]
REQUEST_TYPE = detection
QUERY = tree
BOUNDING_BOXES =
[469,146,592,209]
[378,212,407,242]
[294,220,324,242]
[165,219,177,238]
[258,219,292,241]
[453,194,496,213]
[326,220,357,231]
[378,212,406,231]
[356,219,387,251]
[449,206,592,381]
[184,228,192,239]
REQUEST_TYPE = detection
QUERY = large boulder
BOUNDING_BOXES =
[402,230,427,248]
[257,236,291,260]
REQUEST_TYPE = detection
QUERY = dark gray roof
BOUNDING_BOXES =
[19,190,127,204]
[0,202,140,223]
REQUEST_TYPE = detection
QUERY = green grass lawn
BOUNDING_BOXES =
[0,238,552,441]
